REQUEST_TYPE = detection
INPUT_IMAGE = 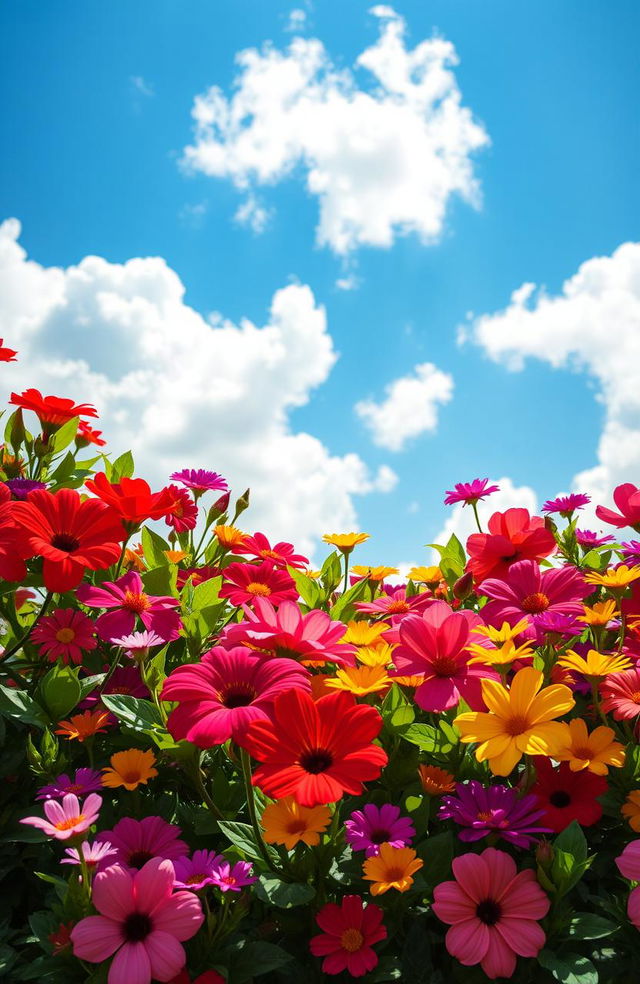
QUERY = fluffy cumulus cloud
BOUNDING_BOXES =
[0,219,396,554]
[433,477,538,558]
[354,362,453,451]
[181,6,488,256]
[464,241,640,513]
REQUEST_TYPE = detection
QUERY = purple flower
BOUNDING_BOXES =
[621,541,640,565]
[169,468,228,494]
[61,840,118,869]
[4,478,47,500]
[575,529,616,548]
[36,768,103,801]
[534,611,582,636]
[209,858,257,893]
[172,850,224,890]
[344,803,415,857]
[542,493,591,515]
[444,479,500,507]
[438,781,551,848]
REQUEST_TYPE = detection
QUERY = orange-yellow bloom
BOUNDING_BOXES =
[579,601,619,626]
[322,532,370,553]
[418,765,456,796]
[325,665,391,696]
[261,796,331,850]
[342,621,387,647]
[351,565,399,582]
[557,648,631,681]
[362,843,423,895]
[408,566,441,584]
[622,791,640,832]
[164,549,188,564]
[554,719,625,775]
[123,546,146,572]
[356,643,395,668]
[56,709,111,742]
[101,748,158,790]
[214,525,246,549]
[585,565,640,589]
[472,619,531,644]
[468,638,535,667]
[454,667,575,776]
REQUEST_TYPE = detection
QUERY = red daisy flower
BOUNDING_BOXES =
[85,473,176,528]
[0,339,18,362]
[10,389,97,432]
[11,488,126,592]
[31,608,97,665]
[466,508,556,583]
[230,531,309,569]
[164,484,199,533]
[238,688,388,806]
[310,895,387,977]
[220,560,298,607]
[76,421,106,447]
[531,758,607,833]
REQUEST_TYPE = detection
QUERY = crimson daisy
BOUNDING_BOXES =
[230,531,309,569]
[530,758,607,832]
[219,560,298,607]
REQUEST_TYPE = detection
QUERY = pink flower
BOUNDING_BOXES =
[389,601,499,711]
[21,792,102,840]
[71,858,204,984]
[161,645,310,747]
[480,560,587,642]
[164,485,198,533]
[310,895,387,977]
[222,597,356,666]
[542,493,590,515]
[444,479,500,506]
[432,847,549,979]
[209,858,257,892]
[169,469,228,494]
[345,804,415,857]
[596,483,640,530]
[600,668,640,720]
[62,840,118,869]
[96,817,189,871]
[355,586,434,620]
[230,530,309,569]
[76,570,182,642]
[36,768,103,800]
[172,851,225,890]
[111,630,165,658]
[616,840,640,928]
[31,608,97,665]
[219,561,298,607]
[575,529,616,548]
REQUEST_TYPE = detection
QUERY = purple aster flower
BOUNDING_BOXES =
[4,478,47,500]
[542,493,591,515]
[438,781,551,848]
[61,840,118,869]
[575,529,616,548]
[172,850,224,890]
[344,803,416,858]
[444,479,500,507]
[621,541,640,564]
[209,858,257,893]
[36,768,103,801]
[534,611,582,636]
[169,468,228,494]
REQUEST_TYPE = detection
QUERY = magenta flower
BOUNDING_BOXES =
[209,858,257,893]
[444,479,500,507]
[96,816,189,871]
[480,560,587,642]
[575,529,616,548]
[389,601,499,711]
[534,611,582,636]
[355,586,434,620]
[36,768,103,800]
[596,483,640,530]
[230,530,309,570]
[21,792,102,840]
[31,608,97,665]
[76,570,182,642]
[616,840,640,929]
[222,597,356,666]
[71,858,204,984]
[61,840,118,869]
[161,645,310,747]
[621,541,640,565]
[438,782,550,848]
[164,485,198,533]
[542,493,590,515]
[600,669,640,720]
[344,804,415,857]
[169,468,228,494]
[172,850,225,890]
[219,561,298,607]
[4,478,47,500]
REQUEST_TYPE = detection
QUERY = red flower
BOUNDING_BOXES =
[12,488,126,592]
[85,472,176,528]
[176,565,220,590]
[466,508,556,583]
[0,498,30,582]
[10,389,97,430]
[310,895,386,977]
[76,421,106,447]
[170,972,225,984]
[0,339,18,362]
[220,560,298,607]
[531,758,607,832]
[48,921,74,955]
[238,688,388,806]
[596,482,640,531]
[230,531,309,569]
[164,484,199,533]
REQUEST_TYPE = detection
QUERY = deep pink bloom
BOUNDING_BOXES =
[344,804,415,857]
[444,479,500,506]
[31,608,97,665]
[76,570,182,642]
[438,782,550,847]
[219,561,298,607]
[389,601,499,711]
[355,586,433,620]
[432,847,550,979]
[230,530,308,569]
[71,858,204,984]
[161,645,310,747]
[310,895,387,977]
[621,541,640,564]
[542,493,590,515]
[21,792,102,840]
[209,858,257,893]
[36,768,103,800]
[164,485,198,533]
[62,840,118,869]
[221,597,356,666]
[4,478,47,500]
[575,529,616,548]
[534,611,582,637]
[96,817,189,871]
[600,668,640,720]
[480,560,587,642]
[616,840,640,929]
[172,851,225,890]
[169,469,228,494]
[466,509,557,583]
[596,483,640,530]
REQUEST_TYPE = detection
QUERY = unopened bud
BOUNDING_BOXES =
[453,571,474,600]
[208,491,230,522]
[536,839,554,868]
[233,488,251,520]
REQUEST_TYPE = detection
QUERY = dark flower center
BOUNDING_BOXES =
[476,899,502,925]
[369,828,391,844]
[221,684,257,708]
[127,849,153,869]
[123,912,152,942]
[51,532,80,553]
[549,790,571,808]
[299,748,333,774]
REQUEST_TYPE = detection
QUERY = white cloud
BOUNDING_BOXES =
[181,6,488,256]
[355,362,454,451]
[432,477,538,558]
[234,194,272,233]
[0,219,397,555]
[285,8,308,33]
[465,241,640,513]
[335,273,361,292]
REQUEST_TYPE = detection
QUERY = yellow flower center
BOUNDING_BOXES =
[55,813,84,831]
[386,600,410,613]
[123,591,151,614]
[340,928,364,953]
[476,811,494,822]
[246,582,271,597]
[55,627,76,643]
[521,592,550,613]
[631,691,640,704]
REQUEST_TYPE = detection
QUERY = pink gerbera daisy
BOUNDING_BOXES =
[480,559,587,642]
[31,608,97,665]
[444,479,500,507]
[172,851,225,890]
[355,586,433,620]
[61,840,118,869]
[76,570,182,642]
[575,529,616,548]
[219,561,298,607]
[600,668,640,720]
[21,792,102,840]
[542,493,591,515]
[616,841,640,929]
[164,485,198,533]
[96,816,189,871]
[310,895,387,977]
[209,858,257,893]
[230,531,309,569]
[37,768,103,800]
[169,469,228,495]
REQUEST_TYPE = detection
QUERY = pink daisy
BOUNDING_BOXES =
[575,529,616,548]
[596,483,640,530]
[219,561,298,607]
[480,560,588,642]
[542,493,591,515]
[76,570,182,642]
[164,485,198,533]
[37,768,103,800]
[209,858,257,893]
[169,468,228,495]
[230,531,309,569]
[600,668,640,720]
[617,841,640,929]
[21,792,102,840]
[61,840,118,869]
[172,850,225,890]
[31,608,97,665]
[444,479,500,507]
[96,816,189,871]
[344,804,415,857]
[355,586,433,620]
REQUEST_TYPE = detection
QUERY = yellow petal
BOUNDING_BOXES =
[508,667,543,718]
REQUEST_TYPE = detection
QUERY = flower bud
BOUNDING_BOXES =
[453,571,474,600]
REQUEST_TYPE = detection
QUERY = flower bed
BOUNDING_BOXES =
[2,362,640,983]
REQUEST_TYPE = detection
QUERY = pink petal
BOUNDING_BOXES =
[71,915,123,961]
[445,918,490,964]
[481,928,517,980]
[628,886,640,928]
[501,871,550,919]
[93,864,135,920]
[151,890,204,941]
[496,917,545,958]
[134,858,175,913]
[433,882,476,925]
[143,931,186,981]
[108,941,151,984]
[451,853,490,903]
[482,848,518,899]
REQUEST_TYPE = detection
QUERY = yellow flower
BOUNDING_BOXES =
[214,524,246,549]
[408,566,441,584]
[342,621,387,647]
[351,565,399,582]
[472,619,531,643]
[101,748,158,790]
[362,843,423,895]
[622,790,640,832]
[454,667,575,776]
[55,709,111,742]
[418,765,456,796]
[554,719,625,775]
[325,665,391,696]
[467,638,535,666]
[322,532,370,553]
[557,648,632,681]
[304,569,321,579]
[585,565,640,589]
[393,674,426,687]
[164,549,188,564]
[357,643,395,668]
[578,600,619,626]
[261,796,331,850]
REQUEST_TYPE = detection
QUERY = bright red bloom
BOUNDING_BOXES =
[49,921,74,955]
[220,561,298,607]
[230,531,309,569]
[176,565,220,590]
[596,483,640,530]
[0,339,18,362]
[76,421,106,447]
[0,498,30,582]
[164,485,199,533]
[530,758,607,832]
[10,388,97,429]
[310,895,387,977]
[239,688,388,806]
[86,473,176,527]
[12,488,126,591]
[466,509,556,583]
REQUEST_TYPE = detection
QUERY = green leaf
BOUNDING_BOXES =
[38,664,82,720]
[330,575,371,621]
[565,913,618,940]
[554,821,588,864]
[51,416,79,453]
[288,566,323,608]
[227,941,293,983]
[100,694,163,733]
[110,449,135,480]
[142,564,177,598]
[381,684,415,731]
[421,831,454,891]
[141,526,170,568]
[191,576,222,611]
[537,949,598,984]
[400,723,453,754]
[445,533,466,568]
[216,820,275,863]
[0,684,47,729]
[6,408,25,453]
[254,875,315,907]
[77,673,106,701]
[320,550,343,592]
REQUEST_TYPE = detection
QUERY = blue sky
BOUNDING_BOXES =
[1,0,639,567]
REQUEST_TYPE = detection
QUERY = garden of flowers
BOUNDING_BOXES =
[4,343,640,984]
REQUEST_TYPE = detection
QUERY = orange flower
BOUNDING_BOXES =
[554,719,626,775]
[622,791,640,832]
[322,532,370,553]
[261,796,331,849]
[101,748,158,790]
[362,843,423,895]
[214,525,246,549]
[56,709,110,742]
[325,665,391,696]
[578,601,619,626]
[164,549,188,564]
[418,765,456,796]
[123,544,146,572]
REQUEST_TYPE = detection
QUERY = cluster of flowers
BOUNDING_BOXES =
[3,353,640,983]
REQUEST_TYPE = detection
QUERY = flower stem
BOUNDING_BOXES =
[239,747,282,877]
[471,502,483,533]
[2,592,53,665]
